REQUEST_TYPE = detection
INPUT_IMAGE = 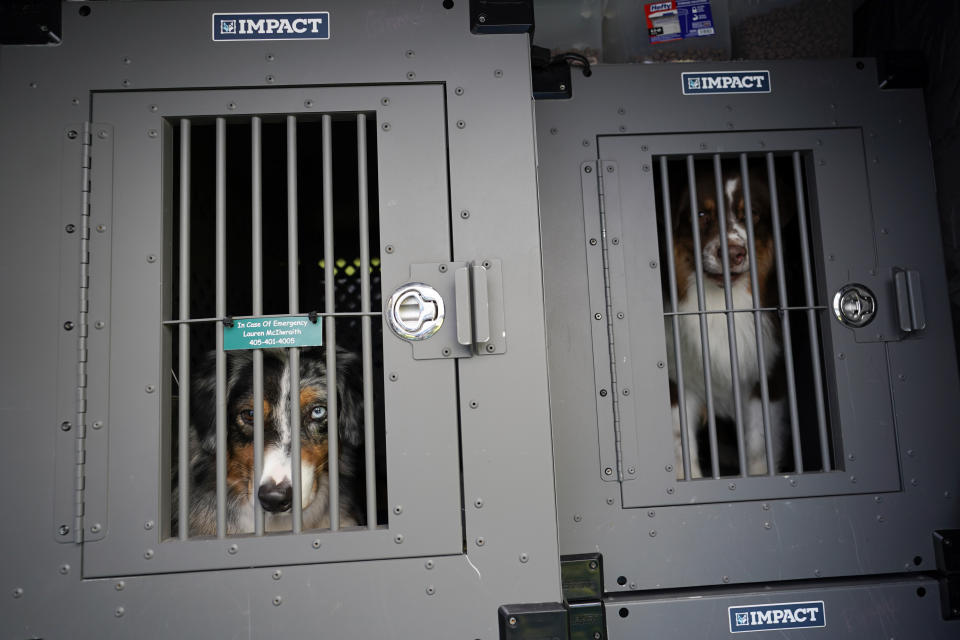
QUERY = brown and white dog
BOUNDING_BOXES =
[664,161,787,478]
[178,347,364,535]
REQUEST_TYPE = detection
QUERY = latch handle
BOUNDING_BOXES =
[894,269,926,332]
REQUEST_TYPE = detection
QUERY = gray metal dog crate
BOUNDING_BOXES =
[536,60,960,637]
[2,1,960,639]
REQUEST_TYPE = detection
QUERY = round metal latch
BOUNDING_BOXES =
[833,283,876,328]
[386,283,444,341]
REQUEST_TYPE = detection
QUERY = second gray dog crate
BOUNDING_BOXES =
[537,60,960,637]
[2,1,960,637]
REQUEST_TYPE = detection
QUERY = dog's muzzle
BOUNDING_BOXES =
[258,478,293,513]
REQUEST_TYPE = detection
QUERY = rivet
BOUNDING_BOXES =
[394,534,404,544]
[877,515,885,523]
[227,102,237,110]
[763,522,771,529]
[599,389,608,397]
[394,505,403,515]
[583,139,591,148]
[389,372,398,382]
[520,553,529,563]
[121,80,131,88]
[762,503,770,510]
[95,321,105,329]
[90,523,101,533]
[728,482,736,490]
[642,164,650,173]
[265,75,275,84]
[145,385,156,393]
[405,49,415,58]
[384,244,395,254]
[837,353,845,360]
[266,53,275,62]
[58,525,70,536]
[93,421,104,430]
[726,122,735,130]
[618,125,626,132]
[494,69,503,78]
[456,120,466,129]
[144,520,154,530]
[476,536,485,546]
[607,165,615,173]
[814,569,822,577]
[143,549,154,559]
[312,539,321,549]
[665,465,673,472]
[594,313,603,320]
[425,559,435,570]
[406,71,416,80]
[72,98,80,106]
[67,130,79,139]
[227,544,238,555]
[273,596,282,606]
[617,107,626,115]
[147,129,158,138]
[425,586,435,595]
[381,97,391,106]
[454,87,464,96]
[549,127,558,135]
[115,607,125,618]
[12,588,23,599]
[115,581,125,591]
[97,224,107,233]
[874,496,883,503]
[656,361,664,369]
[790,479,798,487]
[898,373,906,381]
[460,210,470,219]
[486,343,496,353]
[722,576,730,583]
[649,260,658,269]
[627,466,635,475]
[667,487,675,494]
[146,254,157,263]
[617,312,625,319]
[649,530,657,537]
[474,498,483,508]
[381,122,392,132]
[149,104,158,112]
[607,498,615,505]
[29,82,37,89]
[304,99,314,108]
[438,264,448,273]
[63,321,74,331]
[442,347,451,357]
[604,467,613,476]
[611,237,620,245]
[59,564,70,575]
[574,514,582,522]
[508,616,518,628]
[60,421,72,432]
[907,449,915,457]
[273,570,282,580]
[647,510,656,518]
[622,388,630,396]
[589,238,598,246]
[911,478,919,486]
[880,227,888,235]
[640,144,649,152]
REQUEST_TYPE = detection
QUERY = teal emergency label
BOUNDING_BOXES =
[223,316,323,351]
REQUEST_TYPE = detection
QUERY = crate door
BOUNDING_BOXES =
[83,86,462,577]
[593,130,900,508]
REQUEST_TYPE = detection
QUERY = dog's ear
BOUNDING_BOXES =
[333,348,364,448]
[188,351,219,450]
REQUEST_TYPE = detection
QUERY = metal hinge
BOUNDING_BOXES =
[594,162,626,483]
[386,260,506,360]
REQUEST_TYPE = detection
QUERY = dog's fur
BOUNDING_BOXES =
[177,347,364,536]
[664,161,788,478]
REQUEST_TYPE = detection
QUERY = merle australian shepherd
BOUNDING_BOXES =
[664,160,793,478]
[178,347,364,535]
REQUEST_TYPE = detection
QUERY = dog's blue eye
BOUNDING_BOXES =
[239,409,255,425]
[698,211,706,217]
[310,406,327,421]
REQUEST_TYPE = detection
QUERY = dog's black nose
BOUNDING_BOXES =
[258,479,293,513]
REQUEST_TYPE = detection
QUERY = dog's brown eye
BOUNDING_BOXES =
[239,409,255,425]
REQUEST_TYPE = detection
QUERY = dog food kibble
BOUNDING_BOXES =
[733,0,851,60]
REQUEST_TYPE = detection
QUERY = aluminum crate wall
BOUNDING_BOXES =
[0,2,560,637]
[536,60,960,637]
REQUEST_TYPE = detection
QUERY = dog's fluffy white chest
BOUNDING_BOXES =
[667,275,780,417]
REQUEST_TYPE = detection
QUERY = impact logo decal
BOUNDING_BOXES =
[212,12,330,42]
[682,70,771,95]
[728,601,826,633]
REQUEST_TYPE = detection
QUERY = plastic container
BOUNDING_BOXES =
[602,0,732,63]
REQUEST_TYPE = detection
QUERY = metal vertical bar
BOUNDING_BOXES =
[686,155,720,479]
[251,116,265,536]
[792,152,831,471]
[323,114,341,530]
[357,113,377,528]
[215,117,227,537]
[287,115,303,533]
[766,153,803,472]
[713,155,747,476]
[739,154,775,475]
[659,157,692,480]
[177,119,191,539]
